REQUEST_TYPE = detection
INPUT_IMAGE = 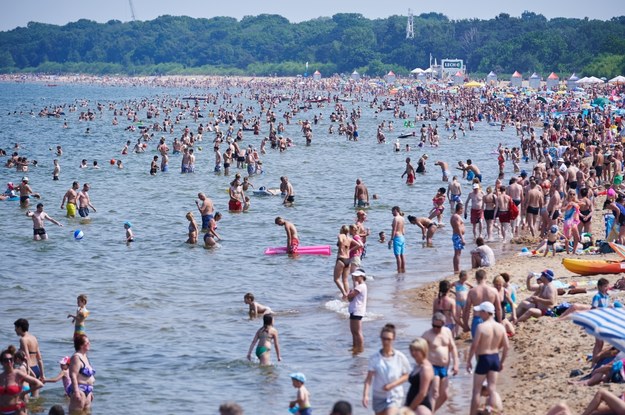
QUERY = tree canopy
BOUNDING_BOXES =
[1,12,624,77]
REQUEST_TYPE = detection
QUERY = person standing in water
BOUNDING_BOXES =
[247,314,281,366]
[67,294,89,340]
[275,217,299,254]
[26,203,63,240]
[388,206,406,273]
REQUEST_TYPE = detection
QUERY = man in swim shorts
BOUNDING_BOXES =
[447,176,462,212]
[423,312,459,411]
[465,183,484,240]
[353,178,369,207]
[275,217,299,254]
[196,192,214,233]
[26,203,63,241]
[466,301,508,415]
[389,206,406,273]
[14,318,45,396]
[450,203,466,273]
[61,181,79,218]
[462,269,502,339]
[401,157,415,185]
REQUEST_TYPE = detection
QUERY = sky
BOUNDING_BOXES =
[1,0,623,31]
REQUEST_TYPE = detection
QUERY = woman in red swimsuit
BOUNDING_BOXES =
[0,348,43,415]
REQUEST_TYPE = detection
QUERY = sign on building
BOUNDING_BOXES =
[441,59,464,73]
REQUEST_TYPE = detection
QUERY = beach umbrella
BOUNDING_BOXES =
[463,81,484,88]
[592,97,610,108]
[609,75,625,85]
[536,96,548,104]
[570,308,625,353]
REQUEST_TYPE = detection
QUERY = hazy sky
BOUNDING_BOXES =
[1,0,622,31]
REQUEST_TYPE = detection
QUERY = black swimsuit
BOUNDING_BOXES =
[405,367,432,411]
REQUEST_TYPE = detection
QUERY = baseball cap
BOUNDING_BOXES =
[520,170,527,177]
[472,183,480,189]
[473,301,495,314]
[540,269,554,281]
[559,165,567,173]
[290,372,306,383]
[21,176,29,182]
[351,269,366,280]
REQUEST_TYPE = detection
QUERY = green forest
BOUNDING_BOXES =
[1,11,624,78]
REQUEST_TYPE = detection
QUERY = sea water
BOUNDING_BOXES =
[0,81,520,414]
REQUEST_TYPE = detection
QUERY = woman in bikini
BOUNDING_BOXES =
[69,334,96,414]
[334,225,362,299]
[432,280,457,332]
[577,187,593,236]
[452,271,472,338]
[0,347,43,415]
[428,188,446,225]
[247,314,281,366]
[562,191,581,254]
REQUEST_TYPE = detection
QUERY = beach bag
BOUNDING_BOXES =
[508,198,519,220]
[598,240,615,254]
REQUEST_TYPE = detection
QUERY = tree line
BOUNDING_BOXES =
[1,11,624,78]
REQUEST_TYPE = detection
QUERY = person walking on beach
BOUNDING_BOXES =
[275,217,299,254]
[388,206,406,273]
[462,270,502,338]
[247,314,281,366]
[14,318,45,395]
[422,312,459,412]
[450,203,465,273]
[466,301,509,415]
[60,181,79,218]
[77,183,96,219]
[362,324,410,414]
[26,203,63,240]
[494,186,511,242]
[465,183,484,240]
[347,269,367,354]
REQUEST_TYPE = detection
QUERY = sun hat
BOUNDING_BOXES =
[59,356,70,365]
[541,269,555,281]
[351,269,366,280]
[473,301,495,314]
[21,176,29,182]
[290,372,306,383]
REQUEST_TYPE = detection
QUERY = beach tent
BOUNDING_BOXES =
[567,73,579,90]
[416,72,427,81]
[453,71,464,85]
[529,72,541,90]
[312,70,321,81]
[577,76,604,85]
[486,71,497,84]
[351,71,360,81]
[570,308,625,353]
[546,72,559,90]
[510,71,522,88]
[463,81,484,88]
[385,71,396,83]
[609,75,625,85]
[410,67,425,74]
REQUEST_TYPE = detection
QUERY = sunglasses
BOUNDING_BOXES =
[381,337,394,341]
[0,357,13,363]
[432,324,443,329]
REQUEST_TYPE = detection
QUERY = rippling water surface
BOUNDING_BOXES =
[0,81,520,414]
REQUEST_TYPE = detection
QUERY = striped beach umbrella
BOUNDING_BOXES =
[570,308,625,353]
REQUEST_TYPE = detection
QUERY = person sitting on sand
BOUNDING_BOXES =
[544,388,625,415]
[470,237,495,268]
[516,270,558,324]
[535,225,565,257]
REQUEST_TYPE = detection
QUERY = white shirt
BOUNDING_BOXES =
[473,245,496,267]
[348,282,367,316]
[368,349,410,399]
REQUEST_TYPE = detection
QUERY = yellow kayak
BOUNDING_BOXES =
[562,258,625,276]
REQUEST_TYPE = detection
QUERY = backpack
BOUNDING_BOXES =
[508,198,519,220]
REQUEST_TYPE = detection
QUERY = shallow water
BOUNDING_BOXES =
[0,81,520,414]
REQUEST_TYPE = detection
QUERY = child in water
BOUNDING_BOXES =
[452,271,472,338]
[289,372,312,415]
[67,294,89,339]
[124,221,134,243]
[243,293,273,318]
[378,231,386,243]
[429,187,447,225]
[44,356,71,396]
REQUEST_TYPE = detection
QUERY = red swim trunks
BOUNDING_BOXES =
[288,237,299,254]
[407,173,415,185]
[470,209,484,224]
[498,211,511,223]
[228,199,242,211]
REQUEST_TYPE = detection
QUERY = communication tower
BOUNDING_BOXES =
[406,9,414,39]
[129,0,137,21]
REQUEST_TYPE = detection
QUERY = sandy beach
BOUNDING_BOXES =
[403,198,625,414]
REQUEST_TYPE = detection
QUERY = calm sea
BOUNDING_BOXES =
[0,81,519,414]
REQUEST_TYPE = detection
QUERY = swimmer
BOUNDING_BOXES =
[186,211,198,244]
[378,231,386,243]
[289,373,312,415]
[247,314,281,366]
[407,215,438,246]
[243,293,273,318]
[53,159,60,181]
[61,181,79,218]
[275,217,299,254]
[26,203,62,240]
[204,212,222,248]
[67,294,89,339]
[124,221,134,243]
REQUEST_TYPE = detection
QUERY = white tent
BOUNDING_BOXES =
[609,75,625,84]
[577,76,604,85]
[411,67,425,74]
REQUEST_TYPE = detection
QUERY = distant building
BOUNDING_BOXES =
[385,71,396,83]
[454,71,464,85]
[510,71,522,88]
[351,71,360,81]
[546,72,559,90]
[312,70,321,81]
[529,72,541,89]
[486,71,498,85]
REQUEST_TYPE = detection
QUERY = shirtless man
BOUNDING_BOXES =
[280,176,295,206]
[407,215,438,246]
[525,179,544,237]
[15,176,39,208]
[494,186,511,242]
[466,159,482,183]
[353,178,369,208]
[14,318,45,396]
[507,178,524,236]
[546,185,562,232]
[516,270,558,323]
[447,176,462,212]
[401,157,416,185]
[223,147,233,175]
[60,181,79,218]
[466,302,509,415]
[77,183,96,219]
[435,160,451,182]
[181,148,190,173]
[196,192,214,233]
[26,203,63,240]
[275,217,299,254]
[389,206,406,273]
[462,269,502,338]
[465,184,484,240]
[423,312,459,411]
[450,204,466,273]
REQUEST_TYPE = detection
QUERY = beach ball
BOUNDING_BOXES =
[110,159,116,165]
[73,230,84,240]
